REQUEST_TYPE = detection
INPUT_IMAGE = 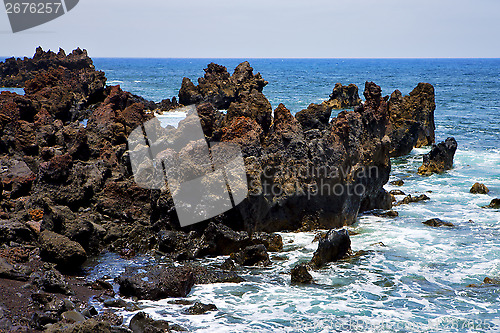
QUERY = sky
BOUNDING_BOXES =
[1,0,499,58]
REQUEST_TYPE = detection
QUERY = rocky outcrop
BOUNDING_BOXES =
[418,137,458,175]
[0,47,98,88]
[324,83,362,109]
[387,83,436,156]
[470,183,489,194]
[310,229,351,268]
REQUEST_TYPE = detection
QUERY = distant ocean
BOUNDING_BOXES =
[5,58,500,332]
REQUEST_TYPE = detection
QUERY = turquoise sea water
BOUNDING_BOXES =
[6,58,500,332]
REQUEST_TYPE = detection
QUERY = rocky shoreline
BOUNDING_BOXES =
[0,47,461,332]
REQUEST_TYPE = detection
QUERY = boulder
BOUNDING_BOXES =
[290,263,313,284]
[129,311,170,333]
[418,137,458,175]
[116,266,194,300]
[310,229,351,268]
[185,302,217,315]
[230,244,270,266]
[39,230,87,270]
[197,222,250,256]
[422,218,454,227]
[250,232,283,252]
[0,257,29,281]
[470,183,489,194]
[0,219,35,245]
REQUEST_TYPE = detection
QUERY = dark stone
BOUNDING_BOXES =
[116,266,194,300]
[470,183,489,194]
[372,210,399,218]
[185,302,217,315]
[39,230,87,270]
[291,263,313,284]
[418,137,458,175]
[422,218,454,227]
[394,194,430,206]
[310,229,351,268]
[390,180,404,186]
[389,189,405,196]
[250,232,283,252]
[33,267,73,295]
[0,257,29,281]
[129,311,170,333]
[230,244,270,266]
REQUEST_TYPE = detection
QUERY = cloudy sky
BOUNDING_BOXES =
[1,0,499,58]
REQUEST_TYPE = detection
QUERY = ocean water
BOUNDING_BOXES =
[9,58,500,332]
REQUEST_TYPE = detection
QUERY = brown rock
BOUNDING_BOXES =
[470,183,489,194]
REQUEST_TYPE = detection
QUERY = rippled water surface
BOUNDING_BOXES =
[84,59,500,332]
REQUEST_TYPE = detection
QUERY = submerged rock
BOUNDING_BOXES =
[470,183,489,194]
[422,218,454,227]
[310,229,351,268]
[290,263,313,284]
[418,137,458,175]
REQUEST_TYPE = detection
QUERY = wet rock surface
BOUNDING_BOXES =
[422,218,455,227]
[290,263,313,284]
[387,83,436,156]
[418,137,458,175]
[470,182,489,194]
[310,229,351,268]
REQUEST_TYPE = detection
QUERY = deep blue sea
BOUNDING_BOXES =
[4,58,500,332]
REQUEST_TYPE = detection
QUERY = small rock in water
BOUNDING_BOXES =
[422,218,454,227]
[185,302,217,315]
[220,258,236,271]
[483,198,500,209]
[418,137,458,175]
[390,180,404,186]
[291,263,313,284]
[394,194,430,206]
[372,210,399,218]
[389,189,405,196]
[310,229,351,268]
[470,182,489,194]
[129,311,170,333]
